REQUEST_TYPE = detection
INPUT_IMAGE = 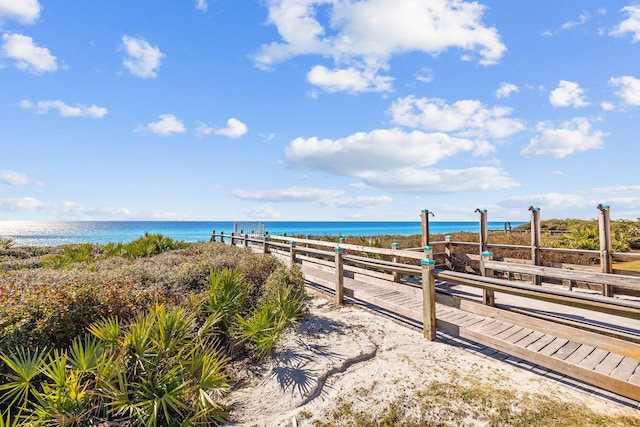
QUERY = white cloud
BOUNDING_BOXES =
[322,195,392,208]
[121,35,164,78]
[592,185,640,195]
[610,5,640,42]
[233,187,344,202]
[139,114,186,135]
[0,170,41,185]
[307,65,393,93]
[284,127,519,193]
[1,33,57,74]
[20,99,107,118]
[239,206,282,219]
[415,67,433,83]
[0,0,41,24]
[255,0,505,92]
[286,128,478,175]
[214,118,248,138]
[601,101,615,111]
[549,80,589,107]
[389,96,524,139]
[495,82,519,98]
[542,9,604,36]
[498,190,640,220]
[0,196,45,211]
[233,186,393,209]
[195,0,207,12]
[358,167,518,193]
[609,75,640,105]
[522,117,607,158]
[194,122,214,137]
[498,193,590,209]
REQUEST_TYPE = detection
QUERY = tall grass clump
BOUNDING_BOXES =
[236,264,307,359]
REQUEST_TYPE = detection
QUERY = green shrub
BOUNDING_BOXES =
[41,243,98,269]
[0,280,165,353]
[236,264,307,359]
[0,305,231,426]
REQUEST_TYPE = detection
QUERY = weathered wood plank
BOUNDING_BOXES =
[457,315,486,328]
[539,338,569,356]
[610,357,640,381]
[494,325,524,341]
[483,322,513,336]
[552,341,581,361]
[514,330,546,348]
[579,348,609,370]
[504,328,534,344]
[595,353,625,375]
[564,344,596,365]
[436,322,640,401]
[525,334,556,352]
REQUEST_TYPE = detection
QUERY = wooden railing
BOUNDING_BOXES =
[209,232,640,341]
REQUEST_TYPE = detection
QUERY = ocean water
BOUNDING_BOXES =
[0,221,525,247]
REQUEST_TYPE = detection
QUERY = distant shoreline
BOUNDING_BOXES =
[0,220,525,247]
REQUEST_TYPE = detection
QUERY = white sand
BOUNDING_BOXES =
[224,295,639,426]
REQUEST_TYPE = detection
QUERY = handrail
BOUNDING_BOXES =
[433,269,640,320]
[483,260,640,290]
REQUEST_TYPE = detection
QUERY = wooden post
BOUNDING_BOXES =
[529,206,542,286]
[243,234,248,249]
[444,235,452,270]
[423,245,433,261]
[598,204,613,297]
[262,235,269,254]
[421,258,437,340]
[475,208,488,254]
[420,209,434,247]
[230,232,235,245]
[210,230,216,242]
[289,241,296,267]
[481,251,495,306]
[334,246,345,305]
[220,231,225,244]
[391,242,400,282]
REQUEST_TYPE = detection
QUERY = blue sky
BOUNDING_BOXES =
[1,0,640,222]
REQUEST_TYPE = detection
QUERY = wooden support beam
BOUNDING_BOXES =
[421,258,437,340]
[335,247,345,305]
[529,206,542,286]
[481,251,495,306]
[598,204,613,297]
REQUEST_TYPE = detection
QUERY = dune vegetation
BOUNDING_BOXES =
[0,234,306,426]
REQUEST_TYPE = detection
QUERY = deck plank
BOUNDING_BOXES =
[539,337,569,356]
[552,341,582,361]
[514,330,546,348]
[526,334,556,352]
[610,357,640,381]
[564,344,596,365]
[595,353,625,375]
[579,348,610,370]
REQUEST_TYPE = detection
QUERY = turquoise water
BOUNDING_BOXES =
[0,221,525,247]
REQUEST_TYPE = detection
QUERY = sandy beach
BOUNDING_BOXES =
[224,294,640,426]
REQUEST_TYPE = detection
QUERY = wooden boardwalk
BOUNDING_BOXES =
[298,261,640,407]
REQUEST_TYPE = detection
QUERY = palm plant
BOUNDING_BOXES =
[197,268,249,335]
[0,347,48,410]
